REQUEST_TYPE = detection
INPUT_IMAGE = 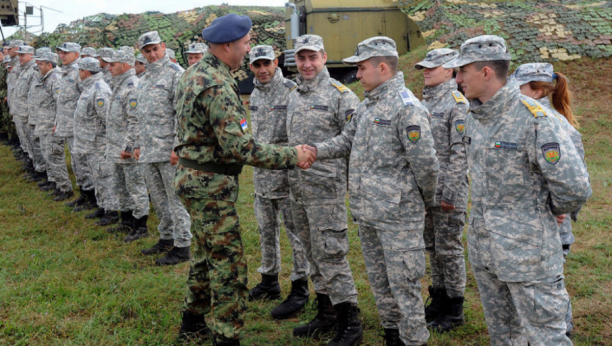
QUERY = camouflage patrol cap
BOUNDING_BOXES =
[186,43,208,54]
[138,31,162,48]
[443,35,511,69]
[79,57,101,72]
[56,42,81,53]
[342,36,398,65]
[249,45,275,64]
[415,48,459,70]
[17,45,34,55]
[34,51,59,64]
[511,63,554,86]
[81,47,96,56]
[3,56,11,64]
[166,48,176,59]
[96,48,114,61]
[107,49,135,66]
[135,54,146,64]
[9,40,24,48]
[295,35,324,54]
[34,47,51,58]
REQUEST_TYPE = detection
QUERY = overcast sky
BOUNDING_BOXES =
[2,0,287,38]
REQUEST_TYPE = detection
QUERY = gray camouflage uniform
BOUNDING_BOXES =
[130,32,191,248]
[73,58,118,212]
[286,35,360,306]
[416,49,469,299]
[136,54,147,79]
[7,42,23,151]
[95,48,114,84]
[26,58,48,175]
[249,49,308,281]
[444,35,592,346]
[13,48,38,168]
[315,37,439,345]
[105,50,149,219]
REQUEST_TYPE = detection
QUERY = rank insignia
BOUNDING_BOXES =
[406,125,421,143]
[97,98,104,107]
[455,119,465,134]
[541,142,561,165]
[129,99,137,109]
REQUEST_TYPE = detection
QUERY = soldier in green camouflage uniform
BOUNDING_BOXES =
[414,48,470,332]
[172,14,315,346]
[445,35,592,346]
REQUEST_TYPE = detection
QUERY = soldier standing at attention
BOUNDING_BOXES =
[172,14,315,346]
[286,34,362,345]
[106,49,150,241]
[131,31,191,266]
[135,54,146,78]
[444,35,591,346]
[81,47,96,59]
[305,36,438,346]
[414,48,469,332]
[185,43,208,67]
[246,45,310,318]
[73,57,120,226]
[95,48,114,84]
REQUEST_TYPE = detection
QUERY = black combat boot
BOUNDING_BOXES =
[85,207,105,220]
[38,179,50,187]
[53,189,74,202]
[73,189,97,212]
[155,246,190,266]
[327,302,363,346]
[428,296,465,333]
[107,211,135,233]
[177,310,211,341]
[213,335,240,346]
[425,286,447,323]
[65,187,86,207]
[141,238,173,255]
[40,181,56,192]
[293,293,337,339]
[124,215,149,243]
[248,274,281,301]
[95,210,119,226]
[382,328,405,346]
[271,278,309,319]
[28,170,47,183]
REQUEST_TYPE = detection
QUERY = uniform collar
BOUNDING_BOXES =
[21,59,36,70]
[81,72,103,89]
[42,67,59,81]
[296,67,330,94]
[422,78,457,102]
[111,68,135,87]
[254,67,283,92]
[147,55,169,72]
[203,52,233,80]
[364,72,404,102]
[536,96,553,110]
[469,81,518,121]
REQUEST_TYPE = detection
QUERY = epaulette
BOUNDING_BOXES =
[521,98,548,118]
[399,89,415,107]
[452,90,467,104]
[284,79,297,92]
[331,80,349,94]
[168,62,182,72]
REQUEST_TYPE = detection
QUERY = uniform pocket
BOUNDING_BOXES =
[300,161,337,199]
[530,276,569,325]
[485,147,530,203]
[401,249,426,282]
[322,228,349,260]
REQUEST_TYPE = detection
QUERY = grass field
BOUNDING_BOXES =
[1,49,610,345]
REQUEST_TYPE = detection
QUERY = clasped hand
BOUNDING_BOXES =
[294,145,317,169]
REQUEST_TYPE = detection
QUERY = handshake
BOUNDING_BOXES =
[294,145,318,170]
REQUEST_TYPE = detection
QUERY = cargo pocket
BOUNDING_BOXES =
[531,276,569,325]
[322,228,349,261]
[401,249,426,282]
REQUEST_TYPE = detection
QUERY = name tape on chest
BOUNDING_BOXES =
[270,105,287,111]
[431,112,444,118]
[373,118,392,126]
[494,141,518,150]
[309,105,329,111]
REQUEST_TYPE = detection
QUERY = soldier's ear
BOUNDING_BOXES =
[273,58,279,68]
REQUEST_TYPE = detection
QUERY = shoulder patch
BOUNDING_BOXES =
[399,90,414,107]
[168,62,182,72]
[331,81,349,94]
[283,79,297,91]
[521,99,548,118]
[452,90,467,104]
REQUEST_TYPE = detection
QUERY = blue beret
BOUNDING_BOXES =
[202,14,252,44]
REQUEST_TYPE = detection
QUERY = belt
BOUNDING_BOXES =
[178,157,243,176]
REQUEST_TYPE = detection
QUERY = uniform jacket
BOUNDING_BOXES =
[286,67,359,205]
[31,67,61,137]
[465,81,591,282]
[105,68,139,163]
[7,57,19,112]
[72,73,111,155]
[13,59,37,119]
[249,68,296,199]
[55,59,82,137]
[316,72,439,235]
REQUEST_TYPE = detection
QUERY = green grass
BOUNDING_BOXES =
[1,51,611,345]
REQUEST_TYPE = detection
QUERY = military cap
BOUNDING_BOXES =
[166,48,176,59]
[511,63,555,86]
[343,36,398,65]
[96,48,114,61]
[56,42,81,53]
[2,41,9,47]
[186,42,209,54]
[81,47,96,56]
[107,49,135,65]
[3,56,11,64]
[35,51,59,64]
[443,35,511,69]
[135,54,146,64]
[201,13,252,44]
[295,35,324,54]
[34,47,51,58]
[9,40,24,48]
[79,57,101,72]
[138,31,162,48]
[249,45,275,64]
[415,48,459,70]
[17,45,34,55]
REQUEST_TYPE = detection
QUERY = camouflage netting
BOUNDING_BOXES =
[393,0,612,63]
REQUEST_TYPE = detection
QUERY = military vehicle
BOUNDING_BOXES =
[284,0,425,83]
[0,0,18,26]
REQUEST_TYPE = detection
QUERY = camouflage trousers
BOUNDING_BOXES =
[180,198,248,340]
[473,267,572,346]
[359,225,430,345]
[562,247,574,335]
[13,116,29,154]
[65,136,94,191]
[424,210,467,298]
[40,134,72,192]
[112,163,149,219]
[291,201,358,305]
[26,124,46,172]
[86,150,119,211]
[254,195,309,281]
[142,162,192,247]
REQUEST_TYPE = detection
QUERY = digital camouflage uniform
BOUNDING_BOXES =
[445,35,592,346]
[130,33,191,248]
[315,37,439,345]
[249,62,308,281]
[25,58,48,175]
[73,58,118,212]
[13,49,38,167]
[7,42,23,150]
[416,49,469,300]
[95,48,114,85]
[0,60,13,141]
[136,54,146,79]
[173,51,298,339]
[105,50,149,219]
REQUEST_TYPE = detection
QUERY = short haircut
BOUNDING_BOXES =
[368,56,398,74]
[50,62,57,68]
[473,60,510,81]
